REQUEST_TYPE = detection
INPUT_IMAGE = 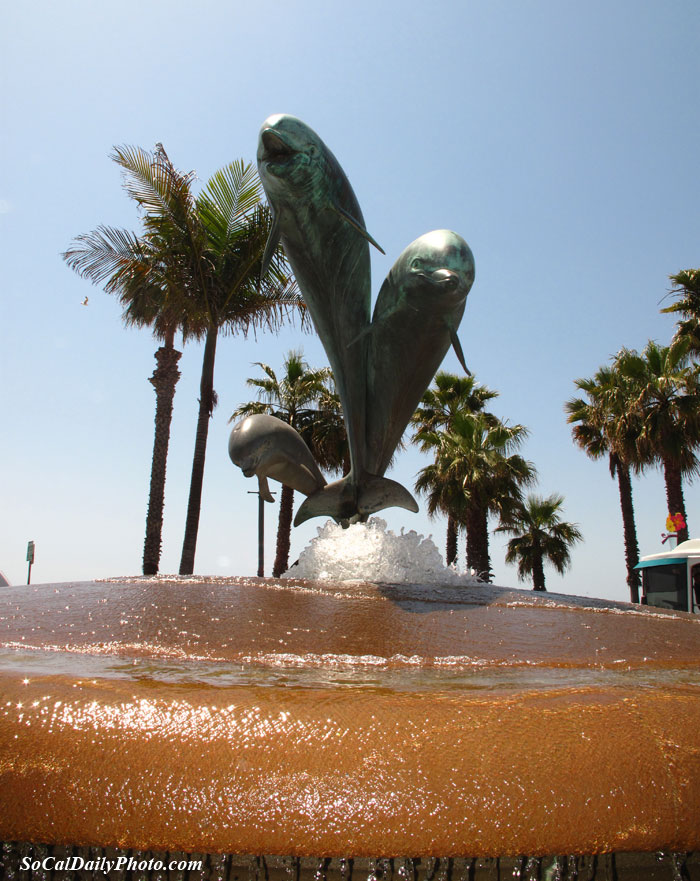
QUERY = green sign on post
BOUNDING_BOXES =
[26,541,35,584]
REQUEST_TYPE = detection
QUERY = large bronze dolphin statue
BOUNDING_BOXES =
[256,114,416,525]
[364,230,475,477]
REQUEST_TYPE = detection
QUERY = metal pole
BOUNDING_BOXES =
[257,493,265,577]
[248,491,274,577]
[27,561,32,585]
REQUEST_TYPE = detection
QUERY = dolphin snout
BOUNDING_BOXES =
[431,268,460,287]
[260,129,294,162]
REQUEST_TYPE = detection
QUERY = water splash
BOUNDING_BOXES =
[282,518,483,584]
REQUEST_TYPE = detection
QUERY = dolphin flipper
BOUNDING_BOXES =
[450,328,471,376]
[329,201,386,255]
[257,474,275,503]
[260,210,281,280]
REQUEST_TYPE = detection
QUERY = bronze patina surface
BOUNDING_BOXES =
[365,230,475,477]
[1,578,700,857]
[256,114,376,524]
[228,413,326,502]
[253,115,473,527]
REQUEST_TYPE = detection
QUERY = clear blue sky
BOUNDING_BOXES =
[1,0,698,601]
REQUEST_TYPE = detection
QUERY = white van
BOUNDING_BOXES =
[636,538,700,613]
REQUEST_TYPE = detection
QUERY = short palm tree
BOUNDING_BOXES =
[412,372,499,566]
[565,364,643,602]
[615,340,700,544]
[662,269,700,356]
[416,411,535,580]
[412,372,499,434]
[497,494,583,591]
[232,351,347,576]
[414,456,469,568]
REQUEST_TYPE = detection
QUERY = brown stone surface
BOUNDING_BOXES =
[0,577,699,856]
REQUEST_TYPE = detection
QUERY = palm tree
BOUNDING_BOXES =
[231,351,347,576]
[565,364,643,602]
[412,371,499,434]
[497,494,583,591]
[615,340,700,544]
[662,269,700,356]
[65,146,304,576]
[416,411,535,579]
[411,372,498,566]
[63,145,193,575]
[414,456,469,568]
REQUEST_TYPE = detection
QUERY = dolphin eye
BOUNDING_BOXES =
[410,258,425,271]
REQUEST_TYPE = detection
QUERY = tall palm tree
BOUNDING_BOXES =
[65,146,303,576]
[232,351,347,576]
[63,145,194,575]
[615,340,700,544]
[416,411,535,579]
[662,269,700,356]
[497,494,583,591]
[565,364,643,602]
[412,372,498,566]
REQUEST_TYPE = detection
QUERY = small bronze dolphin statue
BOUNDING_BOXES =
[228,414,326,501]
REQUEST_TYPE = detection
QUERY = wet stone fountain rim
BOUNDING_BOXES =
[2,578,700,863]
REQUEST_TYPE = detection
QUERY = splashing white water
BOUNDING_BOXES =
[282,518,483,585]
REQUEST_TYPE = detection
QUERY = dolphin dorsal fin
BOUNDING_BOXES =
[450,328,471,376]
[329,201,386,254]
[260,210,281,281]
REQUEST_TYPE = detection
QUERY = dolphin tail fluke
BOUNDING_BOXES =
[358,474,419,517]
[294,474,419,526]
[294,477,358,527]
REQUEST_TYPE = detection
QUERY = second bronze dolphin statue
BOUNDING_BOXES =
[364,229,475,478]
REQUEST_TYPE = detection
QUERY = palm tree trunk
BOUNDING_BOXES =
[466,504,491,581]
[613,457,640,603]
[272,485,295,577]
[179,327,218,575]
[532,549,546,591]
[446,515,458,567]
[663,457,689,544]
[143,329,181,575]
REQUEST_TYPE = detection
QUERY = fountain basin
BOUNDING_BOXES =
[1,577,699,858]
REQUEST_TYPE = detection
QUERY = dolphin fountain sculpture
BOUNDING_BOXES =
[232,114,475,527]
